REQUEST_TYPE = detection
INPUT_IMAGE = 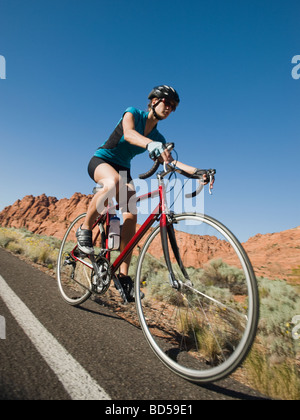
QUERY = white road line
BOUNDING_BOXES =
[0,274,111,400]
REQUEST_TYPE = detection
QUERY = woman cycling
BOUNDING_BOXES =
[76,85,201,301]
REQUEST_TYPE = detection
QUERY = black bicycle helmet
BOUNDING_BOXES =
[148,85,180,105]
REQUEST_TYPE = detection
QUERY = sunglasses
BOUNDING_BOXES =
[161,98,177,112]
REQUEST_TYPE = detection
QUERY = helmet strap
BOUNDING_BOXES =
[151,99,163,120]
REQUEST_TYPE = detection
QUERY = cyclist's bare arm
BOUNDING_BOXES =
[123,113,209,182]
[123,112,150,148]
[169,160,196,175]
[161,159,210,185]
[122,112,172,164]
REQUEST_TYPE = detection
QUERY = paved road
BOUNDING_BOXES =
[0,248,267,401]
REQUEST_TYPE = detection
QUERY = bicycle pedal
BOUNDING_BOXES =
[113,277,129,305]
[73,248,90,259]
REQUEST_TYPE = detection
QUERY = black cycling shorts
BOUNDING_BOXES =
[88,156,133,184]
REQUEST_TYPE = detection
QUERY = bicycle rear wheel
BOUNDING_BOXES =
[57,213,104,306]
[135,213,259,383]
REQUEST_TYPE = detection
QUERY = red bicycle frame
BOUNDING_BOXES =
[70,182,169,275]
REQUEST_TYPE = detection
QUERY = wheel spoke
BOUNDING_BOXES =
[57,214,93,306]
[135,213,259,383]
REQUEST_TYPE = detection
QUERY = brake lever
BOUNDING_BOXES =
[209,174,213,195]
[208,170,216,195]
[193,169,215,196]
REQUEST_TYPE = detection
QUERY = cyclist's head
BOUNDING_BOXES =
[148,85,180,119]
[148,85,180,107]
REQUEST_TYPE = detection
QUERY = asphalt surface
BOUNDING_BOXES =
[0,247,268,401]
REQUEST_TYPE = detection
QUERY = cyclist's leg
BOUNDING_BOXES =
[118,182,137,276]
[82,163,121,231]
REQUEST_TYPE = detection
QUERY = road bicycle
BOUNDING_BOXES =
[57,144,259,384]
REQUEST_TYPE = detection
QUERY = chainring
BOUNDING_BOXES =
[91,255,112,295]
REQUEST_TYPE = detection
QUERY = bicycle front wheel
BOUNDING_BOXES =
[135,213,259,383]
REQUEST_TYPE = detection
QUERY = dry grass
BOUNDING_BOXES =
[0,227,60,269]
[244,347,300,400]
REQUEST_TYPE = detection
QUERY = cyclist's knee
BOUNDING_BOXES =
[123,211,137,222]
[118,187,137,215]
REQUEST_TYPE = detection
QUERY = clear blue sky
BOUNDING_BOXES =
[0,0,299,242]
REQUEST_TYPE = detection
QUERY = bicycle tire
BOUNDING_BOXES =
[57,213,92,306]
[135,213,259,383]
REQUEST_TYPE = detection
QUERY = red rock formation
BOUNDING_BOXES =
[0,193,299,281]
[0,193,92,239]
[241,227,300,281]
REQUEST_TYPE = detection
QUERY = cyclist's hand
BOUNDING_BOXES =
[194,169,214,187]
[158,148,173,164]
[202,174,209,185]
[147,141,172,163]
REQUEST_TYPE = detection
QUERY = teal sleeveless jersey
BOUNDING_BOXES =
[94,107,166,168]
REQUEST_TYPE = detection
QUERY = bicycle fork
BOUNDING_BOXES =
[160,212,191,290]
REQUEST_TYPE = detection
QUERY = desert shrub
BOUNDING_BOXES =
[243,277,300,399]
[23,236,58,265]
[6,240,24,255]
[0,227,59,267]
[0,234,14,248]
[245,349,300,400]
[200,259,248,295]
[0,228,24,254]
[258,277,300,357]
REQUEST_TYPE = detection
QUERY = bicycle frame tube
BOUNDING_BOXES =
[69,182,174,275]
[111,203,160,273]
[110,187,163,273]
